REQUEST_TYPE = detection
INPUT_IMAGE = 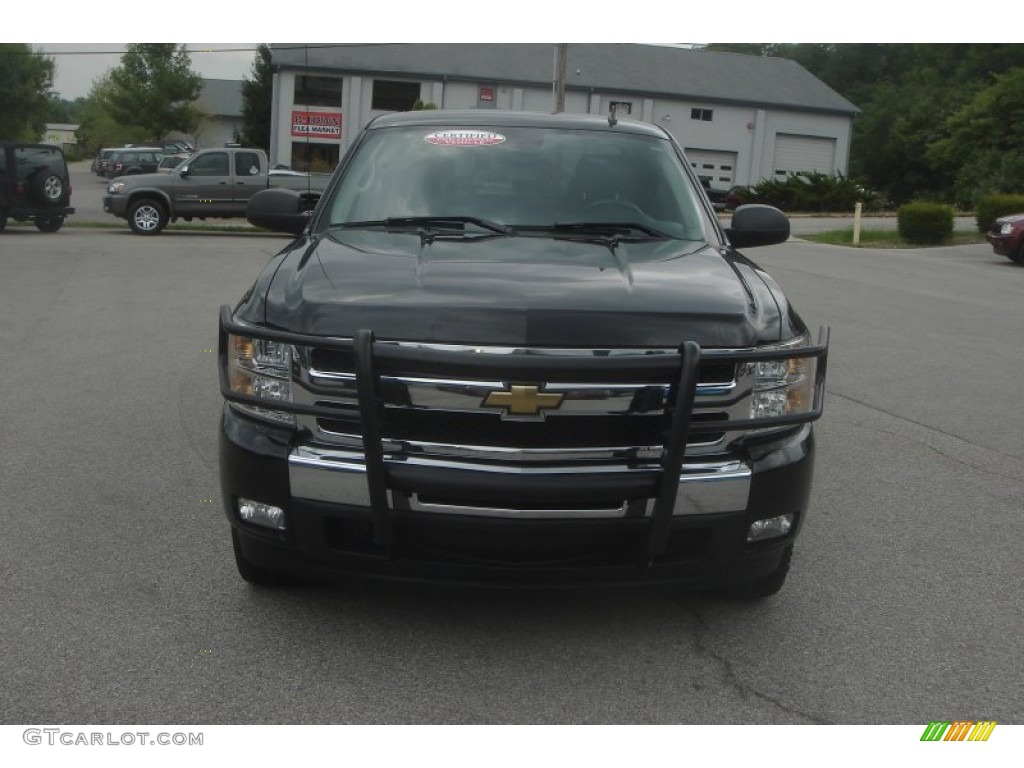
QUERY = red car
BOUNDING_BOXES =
[985,214,1024,264]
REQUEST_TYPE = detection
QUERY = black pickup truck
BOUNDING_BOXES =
[219,111,828,597]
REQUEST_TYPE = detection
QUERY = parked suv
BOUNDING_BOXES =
[128,141,194,155]
[91,147,118,176]
[105,148,164,178]
[222,111,829,597]
[161,140,195,155]
[0,142,75,233]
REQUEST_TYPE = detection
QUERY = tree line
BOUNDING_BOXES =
[705,43,1024,207]
[0,43,272,155]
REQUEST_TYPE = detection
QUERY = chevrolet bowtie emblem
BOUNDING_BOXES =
[483,385,564,417]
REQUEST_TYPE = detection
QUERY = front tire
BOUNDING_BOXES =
[128,198,168,235]
[35,216,64,233]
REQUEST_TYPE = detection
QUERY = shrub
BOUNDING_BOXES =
[975,194,1024,233]
[897,202,954,245]
[741,172,876,213]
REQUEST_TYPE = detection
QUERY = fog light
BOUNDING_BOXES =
[747,513,794,542]
[238,498,286,531]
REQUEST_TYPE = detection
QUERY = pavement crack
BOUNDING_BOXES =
[687,604,830,724]
[828,389,1024,484]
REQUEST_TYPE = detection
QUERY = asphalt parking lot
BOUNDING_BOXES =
[0,226,1022,726]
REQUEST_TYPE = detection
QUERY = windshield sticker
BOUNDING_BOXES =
[425,130,506,147]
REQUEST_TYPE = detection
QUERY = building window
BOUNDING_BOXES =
[609,100,632,116]
[294,75,342,108]
[372,80,421,111]
[691,108,713,122]
[291,142,340,173]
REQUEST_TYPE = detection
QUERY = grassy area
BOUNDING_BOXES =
[803,228,986,248]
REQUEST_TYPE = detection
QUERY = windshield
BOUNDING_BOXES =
[322,125,710,241]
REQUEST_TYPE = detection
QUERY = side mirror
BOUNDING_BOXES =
[247,188,310,235]
[178,166,190,178]
[724,204,790,248]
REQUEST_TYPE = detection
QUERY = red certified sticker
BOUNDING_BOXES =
[425,130,506,147]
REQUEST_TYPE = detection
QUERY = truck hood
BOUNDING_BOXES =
[260,230,784,348]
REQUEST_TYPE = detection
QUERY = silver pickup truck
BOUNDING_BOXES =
[102,147,330,235]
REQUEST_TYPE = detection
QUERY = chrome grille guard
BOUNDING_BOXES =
[219,305,829,560]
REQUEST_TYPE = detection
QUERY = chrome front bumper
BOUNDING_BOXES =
[288,444,751,519]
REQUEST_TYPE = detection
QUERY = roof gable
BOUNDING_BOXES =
[271,43,859,115]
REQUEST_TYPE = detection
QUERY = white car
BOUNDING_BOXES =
[157,153,191,173]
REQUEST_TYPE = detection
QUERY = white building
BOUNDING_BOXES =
[192,78,244,149]
[267,43,859,184]
[43,123,79,151]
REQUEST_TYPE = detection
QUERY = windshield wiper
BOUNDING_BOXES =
[518,221,675,240]
[334,216,515,236]
[553,222,673,238]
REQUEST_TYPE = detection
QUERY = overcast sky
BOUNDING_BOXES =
[36,44,257,100]
[19,1,1000,101]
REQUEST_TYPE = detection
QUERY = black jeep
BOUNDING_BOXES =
[0,142,75,233]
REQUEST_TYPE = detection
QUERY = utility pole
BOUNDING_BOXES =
[553,43,567,113]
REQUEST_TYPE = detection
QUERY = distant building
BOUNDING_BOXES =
[43,123,79,150]
[192,78,244,149]
[267,43,859,179]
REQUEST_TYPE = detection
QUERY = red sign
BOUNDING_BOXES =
[291,111,342,139]
[479,86,495,102]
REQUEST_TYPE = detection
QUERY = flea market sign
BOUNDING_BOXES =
[291,111,342,139]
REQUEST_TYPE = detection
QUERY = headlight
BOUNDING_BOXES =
[744,334,817,422]
[107,181,126,194]
[226,333,295,425]
[1000,222,1015,235]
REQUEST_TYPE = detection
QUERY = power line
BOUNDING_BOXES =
[0,43,400,58]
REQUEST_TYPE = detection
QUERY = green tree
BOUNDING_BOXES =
[928,68,1024,205]
[0,44,56,140]
[704,43,1024,204]
[239,44,272,150]
[75,74,150,154]
[107,44,203,142]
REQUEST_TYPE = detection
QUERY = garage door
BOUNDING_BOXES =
[685,149,737,187]
[772,134,836,177]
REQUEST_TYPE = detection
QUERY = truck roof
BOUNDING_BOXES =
[367,109,671,139]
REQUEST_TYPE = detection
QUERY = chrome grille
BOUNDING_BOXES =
[292,342,753,463]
